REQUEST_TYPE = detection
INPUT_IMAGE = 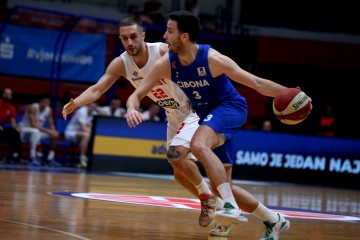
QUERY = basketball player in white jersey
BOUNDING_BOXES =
[19,93,59,166]
[62,16,227,234]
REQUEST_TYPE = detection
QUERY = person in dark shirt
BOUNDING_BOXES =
[0,88,21,162]
[318,103,337,137]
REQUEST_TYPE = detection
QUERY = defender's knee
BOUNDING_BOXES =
[167,145,189,166]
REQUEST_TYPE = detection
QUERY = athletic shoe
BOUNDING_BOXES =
[213,202,248,225]
[36,151,43,158]
[261,213,290,240]
[48,159,62,167]
[30,158,41,167]
[209,223,232,237]
[199,193,217,227]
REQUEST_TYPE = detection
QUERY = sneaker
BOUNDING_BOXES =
[30,158,42,167]
[209,223,232,237]
[48,159,62,167]
[213,202,248,225]
[36,151,43,158]
[261,213,290,240]
[199,193,217,227]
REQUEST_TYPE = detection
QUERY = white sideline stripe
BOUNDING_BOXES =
[149,196,167,201]
[173,204,193,209]
[0,219,91,240]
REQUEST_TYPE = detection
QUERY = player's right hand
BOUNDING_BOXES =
[62,98,76,120]
[126,109,145,128]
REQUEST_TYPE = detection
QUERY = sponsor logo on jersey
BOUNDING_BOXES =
[197,67,207,76]
[156,98,180,109]
[49,192,360,222]
[132,71,143,81]
[177,79,210,88]
[132,77,143,81]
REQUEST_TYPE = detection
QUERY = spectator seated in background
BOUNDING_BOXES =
[262,119,273,132]
[0,88,22,163]
[142,103,161,122]
[318,103,337,137]
[18,93,59,166]
[64,102,98,168]
[142,0,166,25]
[98,96,126,118]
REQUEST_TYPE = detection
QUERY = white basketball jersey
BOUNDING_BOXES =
[120,42,193,129]
[20,103,50,127]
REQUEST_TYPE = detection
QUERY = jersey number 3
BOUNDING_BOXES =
[193,91,201,99]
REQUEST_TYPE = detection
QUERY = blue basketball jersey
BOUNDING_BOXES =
[169,44,248,139]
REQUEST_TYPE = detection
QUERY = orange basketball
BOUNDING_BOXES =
[273,88,312,125]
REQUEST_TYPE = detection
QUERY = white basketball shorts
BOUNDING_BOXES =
[167,112,199,161]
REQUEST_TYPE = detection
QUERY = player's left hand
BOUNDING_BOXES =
[62,98,77,120]
[126,109,145,128]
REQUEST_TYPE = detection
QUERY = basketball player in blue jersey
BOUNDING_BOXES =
[62,16,235,235]
[126,11,306,239]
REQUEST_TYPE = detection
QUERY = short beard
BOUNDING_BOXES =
[127,44,142,56]
[169,41,183,54]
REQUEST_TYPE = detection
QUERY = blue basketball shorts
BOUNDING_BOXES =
[213,141,235,165]
[200,100,248,140]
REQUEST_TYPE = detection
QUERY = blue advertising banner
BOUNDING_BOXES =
[230,130,360,189]
[90,116,360,189]
[232,130,360,172]
[0,24,106,82]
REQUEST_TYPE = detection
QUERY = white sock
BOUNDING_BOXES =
[216,183,239,209]
[195,178,212,195]
[30,149,36,159]
[47,150,55,161]
[251,202,279,222]
[80,154,88,162]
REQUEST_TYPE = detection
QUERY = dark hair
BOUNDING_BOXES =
[39,93,53,102]
[168,11,200,42]
[119,16,143,30]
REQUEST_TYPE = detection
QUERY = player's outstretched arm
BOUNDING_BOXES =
[126,54,171,128]
[208,49,286,97]
[62,57,124,120]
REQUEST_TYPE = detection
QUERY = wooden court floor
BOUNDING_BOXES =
[0,166,359,240]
